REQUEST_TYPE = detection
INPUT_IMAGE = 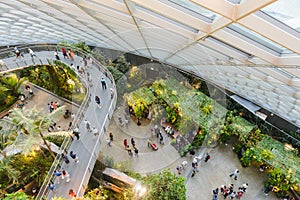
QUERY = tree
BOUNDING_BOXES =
[142,169,186,200]
[0,73,27,97]
[0,106,66,159]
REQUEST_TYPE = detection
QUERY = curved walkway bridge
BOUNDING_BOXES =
[1,45,117,199]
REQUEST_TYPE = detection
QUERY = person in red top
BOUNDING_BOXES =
[123,139,128,149]
[68,189,77,198]
[62,48,68,59]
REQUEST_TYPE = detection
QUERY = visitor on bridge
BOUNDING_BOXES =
[61,47,68,59]
[28,48,36,58]
[69,151,79,163]
[100,77,107,90]
[84,119,91,132]
[95,95,101,108]
[92,127,99,138]
[72,127,80,140]
[61,169,70,183]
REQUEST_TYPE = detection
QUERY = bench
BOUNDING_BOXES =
[160,121,180,139]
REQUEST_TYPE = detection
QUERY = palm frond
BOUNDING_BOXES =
[13,134,41,155]
[44,130,71,137]
[9,108,35,131]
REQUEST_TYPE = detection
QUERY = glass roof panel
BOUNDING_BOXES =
[228,23,293,54]
[136,4,200,33]
[261,0,300,32]
[160,0,220,22]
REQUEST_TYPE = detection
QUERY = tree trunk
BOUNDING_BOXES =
[39,132,56,160]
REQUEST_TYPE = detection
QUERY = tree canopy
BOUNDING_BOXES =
[142,169,186,200]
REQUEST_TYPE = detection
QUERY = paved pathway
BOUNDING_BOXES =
[2,50,278,199]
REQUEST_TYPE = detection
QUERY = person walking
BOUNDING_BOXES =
[106,137,112,147]
[68,189,77,198]
[110,88,114,99]
[147,138,152,148]
[68,49,75,60]
[61,153,70,167]
[53,170,62,184]
[95,95,101,108]
[62,47,68,59]
[123,139,128,149]
[176,165,183,175]
[28,48,36,58]
[159,134,164,145]
[61,169,71,182]
[109,132,113,141]
[229,169,239,180]
[191,169,196,177]
[83,119,91,132]
[72,127,80,140]
[126,145,133,157]
[131,138,135,147]
[134,147,139,157]
[242,183,248,192]
[48,181,56,193]
[181,160,188,169]
[69,151,79,163]
[100,77,107,90]
[54,50,60,60]
[92,127,99,138]
[204,153,211,162]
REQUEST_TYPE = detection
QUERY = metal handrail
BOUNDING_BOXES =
[0,43,116,199]
[35,58,92,199]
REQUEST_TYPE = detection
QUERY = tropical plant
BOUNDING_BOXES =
[0,158,20,187]
[113,55,131,74]
[267,168,295,197]
[0,73,27,97]
[142,169,186,200]
[3,191,33,200]
[107,65,124,82]
[0,106,66,159]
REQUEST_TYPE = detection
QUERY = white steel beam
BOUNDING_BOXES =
[239,14,300,56]
[190,0,234,19]
[235,0,277,20]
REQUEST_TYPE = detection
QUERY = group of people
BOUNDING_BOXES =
[123,138,139,157]
[48,101,61,113]
[212,182,248,200]
[49,150,80,196]
[55,48,75,61]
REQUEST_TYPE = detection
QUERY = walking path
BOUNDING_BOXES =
[2,50,278,199]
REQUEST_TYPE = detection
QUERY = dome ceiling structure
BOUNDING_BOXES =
[1,0,300,127]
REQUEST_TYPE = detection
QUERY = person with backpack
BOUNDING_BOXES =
[204,153,211,162]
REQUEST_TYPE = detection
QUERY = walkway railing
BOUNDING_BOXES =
[0,44,117,199]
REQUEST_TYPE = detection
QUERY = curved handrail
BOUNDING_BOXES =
[0,43,117,199]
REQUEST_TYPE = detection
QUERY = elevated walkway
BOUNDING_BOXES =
[1,47,116,199]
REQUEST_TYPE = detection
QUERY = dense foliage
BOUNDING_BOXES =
[0,150,53,198]
[0,73,26,112]
[142,169,186,200]
[18,62,86,104]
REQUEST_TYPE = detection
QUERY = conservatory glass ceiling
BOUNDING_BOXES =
[1,0,300,128]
